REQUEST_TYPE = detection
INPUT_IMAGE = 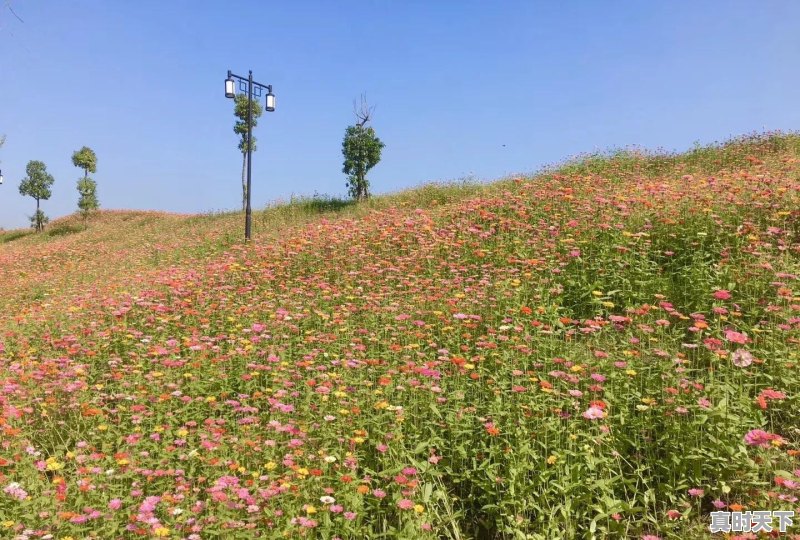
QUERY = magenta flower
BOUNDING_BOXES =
[688,488,704,497]
[744,429,783,448]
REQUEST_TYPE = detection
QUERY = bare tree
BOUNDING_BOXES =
[353,94,375,128]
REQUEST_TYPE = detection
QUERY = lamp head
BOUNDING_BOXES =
[265,87,275,112]
[225,71,235,98]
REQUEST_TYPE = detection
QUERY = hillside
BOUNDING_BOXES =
[1,134,799,539]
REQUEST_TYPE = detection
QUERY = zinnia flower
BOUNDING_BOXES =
[582,406,605,420]
[731,349,753,368]
[724,329,749,344]
[397,499,414,510]
[713,290,732,300]
[744,429,784,448]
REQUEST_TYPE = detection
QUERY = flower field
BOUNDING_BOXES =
[1,134,800,539]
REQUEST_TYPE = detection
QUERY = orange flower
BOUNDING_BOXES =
[356,485,370,495]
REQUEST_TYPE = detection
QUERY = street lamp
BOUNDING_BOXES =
[224,69,275,241]
[0,169,3,185]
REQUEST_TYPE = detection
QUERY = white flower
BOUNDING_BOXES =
[320,496,336,505]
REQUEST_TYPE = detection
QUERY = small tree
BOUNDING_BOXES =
[233,94,263,211]
[77,178,99,222]
[71,146,97,178]
[19,160,54,232]
[72,146,99,221]
[342,95,384,201]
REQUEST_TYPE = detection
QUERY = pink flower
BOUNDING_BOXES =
[108,498,122,510]
[343,511,357,520]
[744,429,784,448]
[397,498,414,510]
[3,482,28,501]
[688,488,704,497]
[641,536,662,540]
[372,489,386,499]
[724,329,749,344]
[713,290,732,300]
[582,406,605,420]
[731,349,753,368]
[712,499,727,509]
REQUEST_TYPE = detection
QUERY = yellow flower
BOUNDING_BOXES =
[306,505,317,515]
[601,301,615,308]
[46,457,64,471]
[625,369,637,377]
[264,461,277,471]
[414,504,425,514]
[2,521,15,529]
[154,526,170,537]
[177,428,188,437]
[547,455,558,465]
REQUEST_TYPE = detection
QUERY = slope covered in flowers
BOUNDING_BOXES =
[1,135,800,539]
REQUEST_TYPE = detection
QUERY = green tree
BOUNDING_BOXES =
[77,178,99,221]
[342,96,384,201]
[71,146,97,178]
[233,94,263,211]
[18,160,54,232]
[72,146,99,221]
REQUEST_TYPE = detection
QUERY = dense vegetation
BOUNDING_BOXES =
[1,134,799,539]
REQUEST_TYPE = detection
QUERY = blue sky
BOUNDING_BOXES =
[1,1,799,229]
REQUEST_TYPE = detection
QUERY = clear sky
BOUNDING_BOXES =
[1,1,799,229]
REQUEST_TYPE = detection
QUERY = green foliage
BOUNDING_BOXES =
[233,94,263,153]
[342,124,384,201]
[18,160,55,232]
[71,146,98,177]
[76,177,100,220]
[233,94,264,210]
[28,209,49,231]
[47,222,83,237]
[0,229,32,243]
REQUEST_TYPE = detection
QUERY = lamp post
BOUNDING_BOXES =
[0,169,4,185]
[225,69,275,241]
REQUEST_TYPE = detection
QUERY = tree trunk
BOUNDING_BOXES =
[241,153,247,212]
[36,198,41,232]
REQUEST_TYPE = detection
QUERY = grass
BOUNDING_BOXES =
[0,133,799,539]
